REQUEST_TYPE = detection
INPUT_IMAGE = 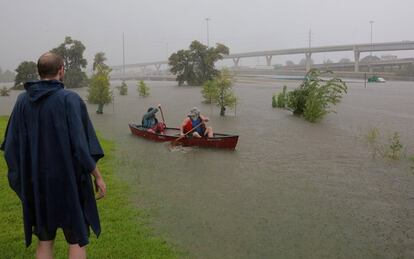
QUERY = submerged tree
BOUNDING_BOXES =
[93,52,109,72]
[204,70,237,116]
[169,40,229,86]
[87,66,112,114]
[137,80,150,97]
[201,80,217,104]
[0,86,10,96]
[117,80,128,95]
[278,69,347,122]
[14,61,38,89]
[51,36,88,88]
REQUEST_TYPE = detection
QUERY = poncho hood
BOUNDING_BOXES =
[24,80,64,102]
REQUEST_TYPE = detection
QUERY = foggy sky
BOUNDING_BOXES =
[1,0,413,70]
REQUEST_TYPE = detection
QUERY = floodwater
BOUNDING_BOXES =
[1,79,414,258]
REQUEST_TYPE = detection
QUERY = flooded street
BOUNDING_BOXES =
[1,79,414,258]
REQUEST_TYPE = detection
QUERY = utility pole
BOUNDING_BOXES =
[122,32,126,76]
[305,28,312,72]
[205,18,210,47]
[370,21,374,58]
[369,20,374,74]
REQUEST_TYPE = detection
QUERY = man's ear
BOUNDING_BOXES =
[58,66,65,81]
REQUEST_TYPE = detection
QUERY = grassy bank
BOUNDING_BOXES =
[0,116,182,258]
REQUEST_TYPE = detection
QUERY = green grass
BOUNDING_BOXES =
[0,116,183,259]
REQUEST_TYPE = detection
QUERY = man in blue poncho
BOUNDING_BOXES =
[0,52,106,259]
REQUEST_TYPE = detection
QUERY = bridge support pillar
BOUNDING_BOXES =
[232,57,240,67]
[305,53,312,72]
[354,51,360,72]
[265,55,273,66]
[155,64,161,71]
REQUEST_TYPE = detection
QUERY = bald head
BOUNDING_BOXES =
[37,52,64,79]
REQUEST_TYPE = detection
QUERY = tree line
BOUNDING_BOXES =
[13,36,88,89]
[10,37,237,116]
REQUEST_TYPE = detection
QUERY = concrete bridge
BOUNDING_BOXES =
[286,58,414,73]
[111,41,414,74]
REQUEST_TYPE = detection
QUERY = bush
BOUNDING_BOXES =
[273,85,287,108]
[201,70,237,116]
[283,69,347,122]
[117,81,128,96]
[0,86,10,96]
[87,67,112,114]
[138,80,150,97]
[201,80,217,104]
[387,132,404,160]
[366,128,405,160]
[272,94,277,108]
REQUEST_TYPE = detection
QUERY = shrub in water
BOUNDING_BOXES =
[284,69,347,122]
[138,80,150,97]
[366,128,406,161]
[273,85,287,108]
[272,94,277,108]
[0,86,10,96]
[387,132,404,160]
[117,81,128,96]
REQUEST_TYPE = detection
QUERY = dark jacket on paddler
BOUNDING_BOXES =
[142,107,159,128]
[0,80,104,247]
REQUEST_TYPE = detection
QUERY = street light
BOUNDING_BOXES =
[122,32,126,76]
[369,20,374,58]
[205,18,210,47]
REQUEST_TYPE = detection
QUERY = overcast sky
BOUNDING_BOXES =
[1,0,413,70]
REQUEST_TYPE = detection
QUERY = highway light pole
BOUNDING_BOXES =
[122,32,125,76]
[370,20,374,58]
[205,18,210,47]
[369,20,374,73]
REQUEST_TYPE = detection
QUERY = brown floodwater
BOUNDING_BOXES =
[1,79,414,258]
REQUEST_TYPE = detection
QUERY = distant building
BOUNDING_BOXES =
[381,55,398,60]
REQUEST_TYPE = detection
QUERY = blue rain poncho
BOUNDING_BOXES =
[1,80,104,247]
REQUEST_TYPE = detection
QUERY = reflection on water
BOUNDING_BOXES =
[1,79,414,258]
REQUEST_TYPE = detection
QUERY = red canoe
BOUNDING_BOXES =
[129,123,239,150]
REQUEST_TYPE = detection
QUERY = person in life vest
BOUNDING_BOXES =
[142,104,166,134]
[180,107,213,138]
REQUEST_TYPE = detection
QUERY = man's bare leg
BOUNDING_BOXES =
[36,241,54,259]
[205,127,214,138]
[69,244,86,259]
[193,132,202,138]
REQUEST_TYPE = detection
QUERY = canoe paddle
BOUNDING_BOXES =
[171,121,204,147]
[158,104,166,125]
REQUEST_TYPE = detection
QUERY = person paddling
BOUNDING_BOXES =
[142,104,166,134]
[180,107,213,138]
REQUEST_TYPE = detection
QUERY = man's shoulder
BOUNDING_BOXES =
[16,92,28,102]
[59,89,81,98]
[57,89,85,104]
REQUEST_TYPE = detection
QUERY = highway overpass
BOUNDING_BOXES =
[111,41,414,73]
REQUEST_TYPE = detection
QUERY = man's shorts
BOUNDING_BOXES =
[34,225,90,245]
